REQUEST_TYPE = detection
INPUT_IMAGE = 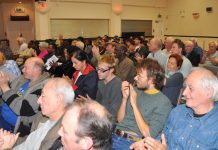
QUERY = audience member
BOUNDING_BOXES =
[170,39,192,77]
[58,98,112,150]
[114,44,136,84]
[16,37,28,54]
[112,58,172,150]
[162,54,184,107]
[0,57,49,136]
[201,41,218,66]
[184,40,200,66]
[190,37,203,60]
[0,40,13,60]
[96,54,122,126]
[162,37,174,56]
[130,67,218,150]
[63,49,98,99]
[75,40,85,50]
[35,42,49,59]
[0,78,75,150]
[147,38,168,68]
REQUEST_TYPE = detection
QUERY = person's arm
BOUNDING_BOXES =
[117,81,129,123]
[129,85,150,136]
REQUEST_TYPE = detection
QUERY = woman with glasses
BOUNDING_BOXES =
[64,49,98,99]
[96,54,122,127]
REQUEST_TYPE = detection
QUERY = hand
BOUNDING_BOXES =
[76,95,93,101]
[129,84,137,107]
[92,45,100,57]
[49,61,58,69]
[130,131,149,150]
[144,134,168,150]
[121,81,130,101]
[0,72,10,93]
[134,53,144,63]
[0,129,19,150]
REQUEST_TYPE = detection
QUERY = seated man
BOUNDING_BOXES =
[112,58,172,150]
[0,78,75,150]
[201,41,218,66]
[0,57,49,136]
[184,40,200,67]
[58,98,113,150]
[130,67,218,150]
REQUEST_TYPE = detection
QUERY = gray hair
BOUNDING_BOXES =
[191,67,218,101]
[47,78,75,105]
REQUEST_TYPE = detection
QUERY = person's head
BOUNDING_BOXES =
[167,54,183,72]
[125,39,135,52]
[71,49,89,72]
[134,37,142,46]
[106,42,116,53]
[58,99,112,150]
[135,58,165,90]
[17,37,26,46]
[148,38,162,53]
[37,78,75,120]
[171,39,185,55]
[39,42,49,51]
[114,44,127,60]
[22,57,44,81]
[190,37,198,47]
[47,43,56,53]
[184,40,194,54]
[0,52,6,65]
[97,54,115,80]
[75,41,85,50]
[164,37,174,51]
[208,41,217,54]
[183,68,218,114]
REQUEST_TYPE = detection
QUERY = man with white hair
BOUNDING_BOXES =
[130,67,218,150]
[75,41,85,50]
[163,37,174,56]
[16,37,28,54]
[0,78,75,149]
[147,38,168,68]
[184,40,200,66]
[190,38,203,60]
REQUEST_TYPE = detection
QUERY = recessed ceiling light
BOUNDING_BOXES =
[18,1,22,4]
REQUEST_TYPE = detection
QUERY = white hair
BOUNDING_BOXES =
[46,78,75,106]
[191,67,218,101]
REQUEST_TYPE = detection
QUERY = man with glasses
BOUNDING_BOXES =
[96,54,122,127]
[112,58,172,150]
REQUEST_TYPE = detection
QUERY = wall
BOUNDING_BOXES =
[1,1,35,53]
[0,3,5,39]
[35,0,167,40]
[166,0,218,48]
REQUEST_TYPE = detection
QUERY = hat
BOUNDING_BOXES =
[39,42,48,48]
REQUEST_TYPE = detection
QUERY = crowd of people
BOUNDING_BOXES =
[0,34,217,150]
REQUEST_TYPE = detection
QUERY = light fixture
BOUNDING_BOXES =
[112,2,123,15]
[18,1,22,4]
[35,1,50,14]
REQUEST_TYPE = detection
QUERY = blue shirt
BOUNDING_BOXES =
[4,60,21,77]
[163,102,218,150]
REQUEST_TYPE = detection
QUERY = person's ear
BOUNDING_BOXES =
[79,137,93,150]
[206,87,213,99]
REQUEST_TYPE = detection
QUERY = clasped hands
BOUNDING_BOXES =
[121,81,137,106]
[0,129,19,150]
[0,72,10,93]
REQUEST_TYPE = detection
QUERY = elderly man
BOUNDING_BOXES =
[147,38,168,68]
[0,78,75,149]
[201,41,218,66]
[0,57,49,136]
[112,58,172,150]
[184,40,200,66]
[130,67,218,150]
[163,37,174,56]
[58,98,112,150]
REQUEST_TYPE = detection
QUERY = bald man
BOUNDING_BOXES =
[130,67,218,150]
[0,57,50,137]
[184,40,200,66]
[147,38,168,68]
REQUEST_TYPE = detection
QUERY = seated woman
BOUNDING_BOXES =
[64,49,98,99]
[162,54,184,107]
[96,54,122,127]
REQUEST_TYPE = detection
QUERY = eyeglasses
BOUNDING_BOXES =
[96,67,113,73]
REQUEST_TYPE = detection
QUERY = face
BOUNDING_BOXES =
[167,57,179,72]
[71,56,86,72]
[22,59,35,79]
[164,39,172,50]
[183,72,209,111]
[37,82,60,118]
[106,44,115,53]
[97,62,112,80]
[171,43,181,55]
[48,45,54,53]
[134,69,150,90]
[58,107,83,150]
[134,38,140,45]
[185,43,193,54]
[208,43,217,54]
[148,39,158,52]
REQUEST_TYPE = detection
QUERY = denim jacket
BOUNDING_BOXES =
[163,102,218,150]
